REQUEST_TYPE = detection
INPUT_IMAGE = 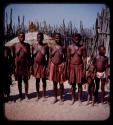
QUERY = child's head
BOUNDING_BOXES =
[98,45,106,56]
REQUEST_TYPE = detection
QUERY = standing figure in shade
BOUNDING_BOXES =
[86,64,96,106]
[67,33,87,105]
[3,46,13,102]
[32,32,49,101]
[93,45,109,104]
[13,32,31,101]
[49,33,67,105]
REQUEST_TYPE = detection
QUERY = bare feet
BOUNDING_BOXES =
[35,95,40,101]
[70,99,75,105]
[59,99,64,105]
[91,102,95,107]
[52,98,58,104]
[25,94,29,101]
[78,100,82,106]
[86,101,90,105]
[42,96,47,102]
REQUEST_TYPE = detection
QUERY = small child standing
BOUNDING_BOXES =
[86,64,96,106]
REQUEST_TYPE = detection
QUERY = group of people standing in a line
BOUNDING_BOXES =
[3,31,110,106]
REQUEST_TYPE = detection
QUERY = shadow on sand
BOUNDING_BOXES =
[8,88,109,104]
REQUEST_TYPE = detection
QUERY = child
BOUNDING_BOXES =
[86,64,96,106]
[93,45,109,104]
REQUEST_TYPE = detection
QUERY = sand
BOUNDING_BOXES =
[4,75,110,121]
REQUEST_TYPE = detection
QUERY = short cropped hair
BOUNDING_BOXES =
[37,32,44,39]
[18,32,25,37]
[55,33,61,38]
[98,45,105,50]
[72,33,82,40]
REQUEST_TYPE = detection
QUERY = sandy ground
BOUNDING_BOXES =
[4,75,110,121]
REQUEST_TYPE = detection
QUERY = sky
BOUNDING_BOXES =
[4,4,106,30]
